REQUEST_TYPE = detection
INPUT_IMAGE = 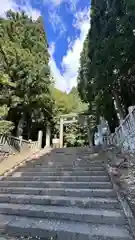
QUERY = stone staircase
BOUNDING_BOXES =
[0,147,133,239]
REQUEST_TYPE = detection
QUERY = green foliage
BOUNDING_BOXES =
[0,120,14,134]
[78,35,92,103]
[0,74,15,134]
[68,87,88,113]
[51,87,89,146]
[78,0,135,132]
[0,10,52,139]
[51,87,88,116]
[0,10,90,146]
[64,123,88,147]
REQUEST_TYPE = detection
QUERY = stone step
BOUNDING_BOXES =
[25,159,105,164]
[0,194,121,209]
[17,166,105,172]
[0,236,18,240]
[0,180,112,189]
[8,175,110,182]
[0,203,127,225]
[25,161,105,167]
[0,214,132,240]
[24,165,106,170]
[0,237,39,240]
[20,170,107,177]
[0,187,116,198]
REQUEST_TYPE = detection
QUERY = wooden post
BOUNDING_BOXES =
[60,117,64,148]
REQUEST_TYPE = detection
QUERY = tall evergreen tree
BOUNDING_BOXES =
[77,0,135,132]
[0,10,53,139]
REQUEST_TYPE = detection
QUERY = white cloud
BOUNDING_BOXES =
[19,3,41,20]
[0,0,41,20]
[49,42,56,56]
[45,0,63,6]
[44,0,79,8]
[0,0,17,17]
[49,7,90,92]
[49,42,68,91]
[68,0,79,11]
[47,0,79,37]
[49,55,68,91]
[44,0,79,36]
[48,8,66,36]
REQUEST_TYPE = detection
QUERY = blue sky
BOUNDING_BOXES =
[0,0,90,92]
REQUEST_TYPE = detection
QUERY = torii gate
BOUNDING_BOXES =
[59,113,92,148]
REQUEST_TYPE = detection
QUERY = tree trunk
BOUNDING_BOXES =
[86,119,92,147]
[92,133,95,146]
[16,114,25,137]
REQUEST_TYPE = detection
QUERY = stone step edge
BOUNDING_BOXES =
[0,187,117,198]
[0,214,132,239]
[6,175,109,180]
[0,187,114,192]
[0,203,126,225]
[18,166,105,170]
[20,170,106,173]
[0,202,123,216]
[0,193,119,206]
[20,172,107,177]
[0,180,112,185]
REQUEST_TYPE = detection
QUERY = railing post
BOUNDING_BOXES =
[60,118,64,148]
[38,130,43,149]
[121,120,132,152]
[46,124,51,148]
[19,136,23,151]
[128,106,135,130]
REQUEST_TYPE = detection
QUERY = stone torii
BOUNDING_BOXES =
[59,113,92,148]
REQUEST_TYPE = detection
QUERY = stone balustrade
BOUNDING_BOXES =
[0,134,38,153]
[107,106,135,153]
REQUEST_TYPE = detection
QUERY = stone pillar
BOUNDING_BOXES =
[19,136,23,151]
[16,117,24,137]
[38,130,43,149]
[46,124,51,148]
[128,106,135,130]
[97,124,103,145]
[60,117,64,148]
[120,122,130,152]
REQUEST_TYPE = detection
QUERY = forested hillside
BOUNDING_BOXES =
[78,0,135,133]
[52,87,87,116]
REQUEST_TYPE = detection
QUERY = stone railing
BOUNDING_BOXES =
[107,106,135,153]
[0,135,20,152]
[0,134,38,153]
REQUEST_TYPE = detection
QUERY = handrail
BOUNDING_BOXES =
[107,106,135,153]
[0,134,38,152]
